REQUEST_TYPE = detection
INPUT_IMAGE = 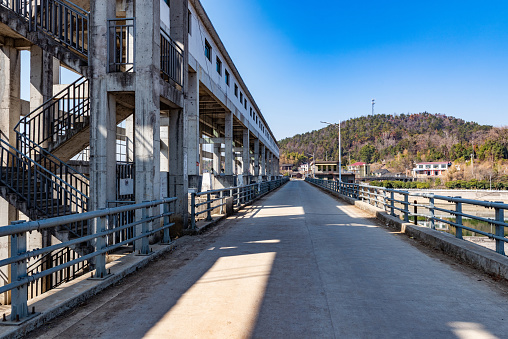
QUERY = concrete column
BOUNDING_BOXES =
[0,39,20,145]
[213,143,221,175]
[30,45,54,110]
[268,152,273,178]
[160,118,169,172]
[168,108,188,233]
[0,39,21,304]
[126,114,134,163]
[186,71,200,181]
[224,111,233,175]
[253,139,259,178]
[261,145,266,177]
[89,0,117,213]
[52,58,60,85]
[134,0,161,249]
[30,45,54,149]
[242,129,250,179]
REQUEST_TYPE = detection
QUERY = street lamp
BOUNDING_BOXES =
[321,120,341,182]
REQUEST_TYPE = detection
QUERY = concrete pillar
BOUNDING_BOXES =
[0,39,21,304]
[89,0,117,213]
[261,145,266,178]
[242,129,250,180]
[186,71,200,182]
[268,152,273,178]
[126,114,134,163]
[0,39,20,145]
[160,117,169,172]
[224,111,233,175]
[213,143,221,175]
[253,139,259,178]
[52,58,60,85]
[133,0,161,249]
[168,108,188,233]
[30,45,54,149]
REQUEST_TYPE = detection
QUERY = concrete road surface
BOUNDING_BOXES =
[29,180,508,339]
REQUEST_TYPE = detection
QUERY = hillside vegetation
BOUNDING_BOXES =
[279,113,508,181]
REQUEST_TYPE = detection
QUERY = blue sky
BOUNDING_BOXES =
[202,0,508,139]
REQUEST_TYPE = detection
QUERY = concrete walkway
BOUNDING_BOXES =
[29,181,508,339]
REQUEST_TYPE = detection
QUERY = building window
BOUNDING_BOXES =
[250,107,252,117]
[188,10,192,35]
[216,57,222,75]
[244,99,247,109]
[234,84,238,97]
[205,40,212,61]
[240,92,243,103]
[225,70,230,86]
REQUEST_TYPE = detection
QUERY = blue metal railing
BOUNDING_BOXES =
[0,196,176,322]
[190,178,289,229]
[306,177,508,256]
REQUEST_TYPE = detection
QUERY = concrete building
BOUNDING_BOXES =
[412,162,451,177]
[348,162,371,177]
[0,0,280,299]
[311,161,355,182]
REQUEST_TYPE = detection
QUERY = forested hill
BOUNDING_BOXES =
[278,113,508,169]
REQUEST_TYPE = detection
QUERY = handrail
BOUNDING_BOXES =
[15,76,87,132]
[1,0,90,57]
[160,26,183,86]
[0,139,88,217]
[0,196,176,321]
[306,177,508,256]
[190,178,289,228]
[15,76,89,152]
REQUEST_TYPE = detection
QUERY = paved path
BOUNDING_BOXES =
[30,181,508,338]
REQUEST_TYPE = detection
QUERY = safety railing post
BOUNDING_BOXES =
[190,193,196,230]
[390,191,395,216]
[10,220,28,321]
[141,203,150,254]
[429,196,435,230]
[219,190,224,214]
[403,194,409,222]
[95,213,108,276]
[237,187,241,206]
[206,193,212,221]
[495,205,505,255]
[455,201,462,239]
[163,201,171,244]
[413,200,418,225]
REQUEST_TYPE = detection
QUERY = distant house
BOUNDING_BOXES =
[311,160,355,183]
[348,162,371,177]
[372,168,391,177]
[412,162,451,177]
[299,163,309,173]
[280,163,293,173]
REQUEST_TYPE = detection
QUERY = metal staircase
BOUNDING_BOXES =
[0,76,91,253]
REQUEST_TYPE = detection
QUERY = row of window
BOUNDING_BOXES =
[204,38,274,148]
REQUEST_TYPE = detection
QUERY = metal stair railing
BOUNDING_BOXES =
[0,139,88,229]
[0,0,89,57]
[15,76,89,155]
[160,27,183,86]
